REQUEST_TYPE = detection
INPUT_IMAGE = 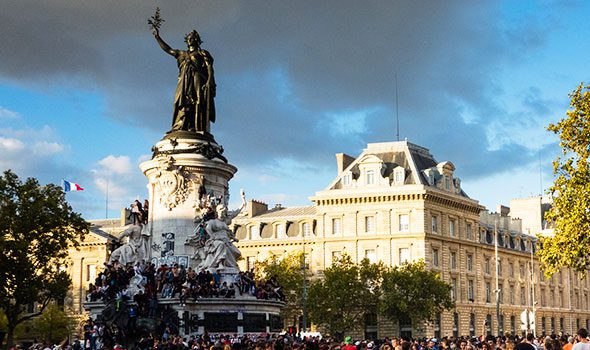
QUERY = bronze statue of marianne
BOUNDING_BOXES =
[149,10,216,134]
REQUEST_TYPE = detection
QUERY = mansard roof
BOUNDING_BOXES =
[251,205,317,219]
[325,140,470,198]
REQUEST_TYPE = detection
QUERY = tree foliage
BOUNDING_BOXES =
[31,304,74,345]
[0,170,89,346]
[380,260,454,327]
[254,251,306,319]
[306,255,385,339]
[540,83,590,277]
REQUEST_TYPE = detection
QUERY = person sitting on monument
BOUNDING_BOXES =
[219,281,229,297]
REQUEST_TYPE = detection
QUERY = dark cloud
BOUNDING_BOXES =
[0,0,577,197]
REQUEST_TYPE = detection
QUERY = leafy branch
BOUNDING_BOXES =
[148,7,165,31]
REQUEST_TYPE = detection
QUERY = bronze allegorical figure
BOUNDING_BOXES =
[149,8,216,134]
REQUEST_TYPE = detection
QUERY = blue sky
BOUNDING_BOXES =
[0,1,589,219]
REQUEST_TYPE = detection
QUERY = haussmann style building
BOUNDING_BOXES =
[231,140,590,339]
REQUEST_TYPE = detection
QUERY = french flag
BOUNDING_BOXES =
[63,180,84,192]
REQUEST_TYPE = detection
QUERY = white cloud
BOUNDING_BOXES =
[90,154,148,215]
[97,155,133,175]
[0,107,19,119]
[137,154,151,163]
[0,137,25,152]
[94,176,128,202]
[31,141,65,155]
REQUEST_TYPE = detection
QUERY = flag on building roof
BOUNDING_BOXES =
[63,180,84,192]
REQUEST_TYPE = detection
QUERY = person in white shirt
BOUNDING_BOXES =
[573,329,590,350]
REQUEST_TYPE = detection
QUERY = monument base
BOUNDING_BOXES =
[85,297,284,336]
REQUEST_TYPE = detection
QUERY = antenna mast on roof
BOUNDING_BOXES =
[395,73,400,142]
[538,149,543,197]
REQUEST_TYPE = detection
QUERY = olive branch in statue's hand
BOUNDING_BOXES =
[148,7,165,35]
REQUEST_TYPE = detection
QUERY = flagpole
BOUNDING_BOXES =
[105,180,109,219]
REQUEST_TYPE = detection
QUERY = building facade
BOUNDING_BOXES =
[64,217,122,327]
[233,140,590,338]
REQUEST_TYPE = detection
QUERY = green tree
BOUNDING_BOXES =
[0,170,89,346]
[306,255,385,339]
[380,260,454,330]
[540,83,590,277]
[31,304,74,345]
[254,251,305,322]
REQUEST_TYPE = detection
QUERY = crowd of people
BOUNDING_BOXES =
[12,328,590,350]
[86,260,284,306]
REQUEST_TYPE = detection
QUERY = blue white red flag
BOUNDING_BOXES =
[63,180,84,192]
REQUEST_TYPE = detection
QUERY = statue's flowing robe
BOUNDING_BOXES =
[170,49,215,132]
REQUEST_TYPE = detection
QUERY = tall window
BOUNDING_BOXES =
[521,287,526,305]
[332,218,342,235]
[498,259,503,276]
[366,170,375,185]
[449,219,456,237]
[509,285,515,305]
[249,225,259,240]
[486,282,491,303]
[467,254,473,271]
[466,223,473,239]
[399,214,409,232]
[399,248,410,265]
[509,262,514,277]
[450,251,457,270]
[520,264,525,279]
[432,215,439,233]
[484,257,491,274]
[498,283,503,303]
[468,280,475,301]
[559,291,564,307]
[432,248,439,267]
[365,249,377,264]
[302,222,311,237]
[365,216,375,233]
[451,278,458,301]
[86,264,96,282]
[276,223,285,238]
[394,169,405,184]
[246,256,256,271]
[331,251,341,263]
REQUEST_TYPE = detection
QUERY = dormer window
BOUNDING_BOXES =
[302,222,311,237]
[445,176,451,190]
[357,155,384,187]
[342,174,351,186]
[276,223,285,239]
[393,166,405,185]
[249,225,260,240]
[366,170,375,185]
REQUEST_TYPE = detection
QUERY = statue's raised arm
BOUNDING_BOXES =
[148,8,175,57]
[226,189,246,222]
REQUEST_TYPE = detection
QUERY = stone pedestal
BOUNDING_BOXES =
[139,132,237,267]
[85,297,285,336]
